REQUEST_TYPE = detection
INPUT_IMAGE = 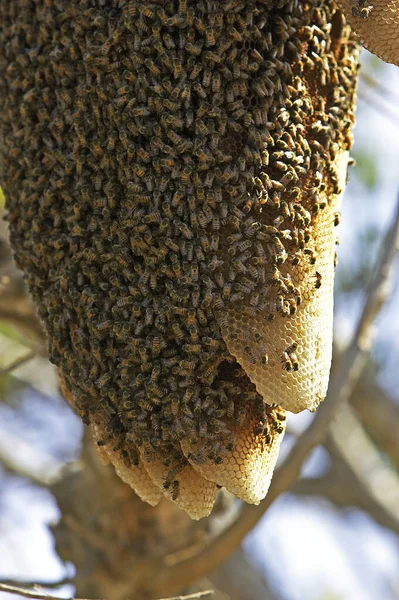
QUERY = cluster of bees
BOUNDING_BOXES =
[0,0,358,507]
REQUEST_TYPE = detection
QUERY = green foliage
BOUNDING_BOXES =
[352,150,379,192]
[0,321,30,344]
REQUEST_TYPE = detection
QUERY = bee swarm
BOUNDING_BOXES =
[0,0,358,518]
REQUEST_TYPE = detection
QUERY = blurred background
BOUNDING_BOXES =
[0,50,398,600]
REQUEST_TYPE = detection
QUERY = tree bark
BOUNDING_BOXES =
[51,430,238,599]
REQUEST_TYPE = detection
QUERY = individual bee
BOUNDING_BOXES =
[171,191,183,208]
[314,271,322,289]
[211,71,221,93]
[236,407,246,427]
[152,335,165,357]
[171,479,180,501]
[131,105,150,118]
[189,61,203,81]
[172,323,185,341]
[189,262,199,281]
[200,289,212,309]
[221,398,234,419]
[285,341,298,356]
[198,419,208,438]
[281,352,292,372]
[180,168,192,186]
[304,248,317,265]
[171,58,182,78]
[97,321,112,333]
[275,294,287,315]
[259,353,269,366]
[290,353,299,371]
[189,286,199,307]
[137,3,155,18]
[168,393,180,417]
[96,373,112,389]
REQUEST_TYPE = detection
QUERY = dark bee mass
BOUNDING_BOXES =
[0,0,359,515]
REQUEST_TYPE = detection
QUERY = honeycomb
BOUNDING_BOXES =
[218,153,348,413]
[336,0,399,66]
[0,0,359,518]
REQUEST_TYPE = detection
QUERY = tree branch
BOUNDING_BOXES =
[351,377,399,469]
[0,306,45,346]
[327,402,399,532]
[294,453,399,535]
[156,593,213,600]
[358,86,399,128]
[0,584,68,600]
[0,431,71,487]
[0,581,72,590]
[0,584,213,600]
[0,237,45,345]
[360,71,399,106]
[0,349,41,376]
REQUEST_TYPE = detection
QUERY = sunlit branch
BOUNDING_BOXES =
[351,378,399,469]
[0,349,41,376]
[327,402,399,532]
[0,583,214,600]
[294,451,399,534]
[0,580,72,590]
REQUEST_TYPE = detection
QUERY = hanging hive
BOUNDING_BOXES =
[0,0,359,518]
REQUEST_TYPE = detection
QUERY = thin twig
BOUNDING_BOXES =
[0,584,68,600]
[0,583,213,600]
[155,592,214,600]
[360,72,399,106]
[0,349,39,376]
[0,307,45,345]
[0,581,72,591]
[146,189,399,594]
[358,87,399,128]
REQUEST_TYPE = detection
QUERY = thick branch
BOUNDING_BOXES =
[294,454,399,534]
[50,430,225,600]
[208,548,280,600]
[351,378,399,469]
[327,403,399,531]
